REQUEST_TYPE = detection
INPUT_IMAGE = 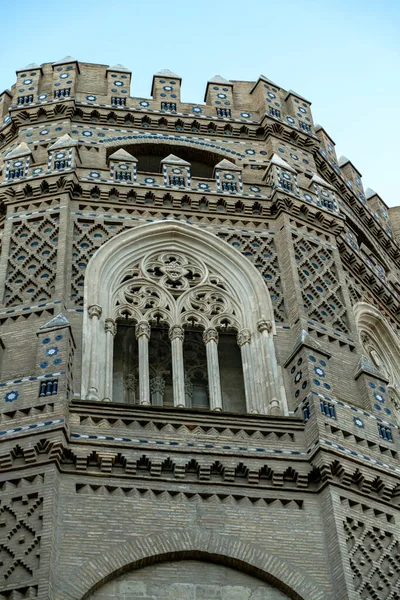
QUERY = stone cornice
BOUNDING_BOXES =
[0,428,398,509]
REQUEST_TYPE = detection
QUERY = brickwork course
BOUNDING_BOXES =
[0,58,399,600]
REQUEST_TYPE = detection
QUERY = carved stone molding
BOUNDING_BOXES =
[125,374,137,392]
[104,318,117,336]
[142,251,207,294]
[88,304,102,319]
[81,221,284,413]
[169,325,184,342]
[257,319,273,333]
[237,329,251,347]
[150,376,166,395]
[135,320,151,339]
[203,328,219,344]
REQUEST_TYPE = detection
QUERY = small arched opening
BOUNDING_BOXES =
[105,142,237,179]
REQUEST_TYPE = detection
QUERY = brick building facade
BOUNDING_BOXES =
[0,58,399,599]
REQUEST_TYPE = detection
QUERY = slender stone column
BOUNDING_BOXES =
[237,328,257,413]
[258,319,282,415]
[103,318,116,402]
[169,325,185,408]
[87,304,102,401]
[203,328,223,411]
[135,321,151,406]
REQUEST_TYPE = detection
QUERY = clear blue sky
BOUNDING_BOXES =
[1,0,399,206]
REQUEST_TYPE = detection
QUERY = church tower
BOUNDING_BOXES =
[0,60,399,600]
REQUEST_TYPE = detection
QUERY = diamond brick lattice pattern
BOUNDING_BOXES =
[4,215,59,307]
[0,493,42,587]
[294,233,348,332]
[71,219,128,305]
[219,232,286,322]
[344,517,400,599]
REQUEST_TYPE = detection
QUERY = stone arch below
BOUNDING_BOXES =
[105,139,240,178]
[56,531,326,600]
[88,559,291,600]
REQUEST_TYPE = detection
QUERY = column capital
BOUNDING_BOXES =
[125,374,137,392]
[88,304,102,319]
[257,319,273,333]
[150,376,166,394]
[104,318,117,336]
[87,387,100,401]
[237,329,251,347]
[203,328,219,345]
[169,325,184,342]
[184,378,193,399]
[135,320,151,339]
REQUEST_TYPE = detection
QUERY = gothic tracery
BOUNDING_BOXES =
[82,220,285,416]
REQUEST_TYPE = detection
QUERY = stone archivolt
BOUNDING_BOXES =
[355,302,400,420]
[82,220,286,416]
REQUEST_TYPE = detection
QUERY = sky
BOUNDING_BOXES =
[1,0,399,206]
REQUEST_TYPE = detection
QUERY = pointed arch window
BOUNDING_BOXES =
[82,222,286,416]
[355,302,400,423]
